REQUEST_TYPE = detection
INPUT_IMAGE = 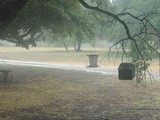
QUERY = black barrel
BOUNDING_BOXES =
[118,63,135,80]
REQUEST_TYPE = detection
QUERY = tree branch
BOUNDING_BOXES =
[79,0,132,39]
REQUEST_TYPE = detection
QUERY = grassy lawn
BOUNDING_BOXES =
[0,47,160,119]
[0,65,160,119]
[0,47,123,68]
[0,47,158,69]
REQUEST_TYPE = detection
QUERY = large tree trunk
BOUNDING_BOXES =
[76,39,82,51]
[74,43,77,51]
[63,43,69,52]
[58,40,69,52]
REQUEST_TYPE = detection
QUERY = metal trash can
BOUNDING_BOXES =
[87,54,98,67]
[118,63,135,80]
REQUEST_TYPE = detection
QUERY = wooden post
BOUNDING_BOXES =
[0,70,11,83]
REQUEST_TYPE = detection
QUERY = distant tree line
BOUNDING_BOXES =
[0,0,160,59]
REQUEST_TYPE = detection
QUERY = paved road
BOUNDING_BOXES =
[0,59,159,79]
[0,59,118,75]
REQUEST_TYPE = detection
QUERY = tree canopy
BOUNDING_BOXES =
[0,0,96,49]
[78,0,160,82]
[1,0,160,60]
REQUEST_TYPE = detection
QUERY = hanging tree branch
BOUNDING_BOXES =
[79,0,160,58]
[79,0,147,61]
[79,0,132,39]
[79,0,160,85]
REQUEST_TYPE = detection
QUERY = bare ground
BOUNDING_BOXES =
[0,64,160,120]
[0,47,160,120]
